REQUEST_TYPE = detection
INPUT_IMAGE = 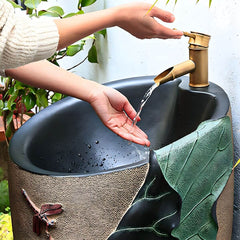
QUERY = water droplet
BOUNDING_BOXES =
[77,153,81,157]
[87,144,91,149]
[95,141,99,144]
[102,158,106,161]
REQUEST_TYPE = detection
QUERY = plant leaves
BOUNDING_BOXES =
[7,94,17,111]
[38,6,64,17]
[24,0,41,9]
[155,117,233,239]
[88,45,98,63]
[96,29,107,38]
[0,100,3,115]
[36,89,48,108]
[81,0,96,7]
[63,10,84,18]
[6,0,22,8]
[66,44,84,56]
[6,112,13,126]
[22,94,36,111]
[51,93,63,103]
[0,180,10,213]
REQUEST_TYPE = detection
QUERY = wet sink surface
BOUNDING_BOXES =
[9,76,229,176]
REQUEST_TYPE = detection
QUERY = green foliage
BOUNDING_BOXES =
[0,0,105,139]
[0,180,9,213]
[151,0,212,7]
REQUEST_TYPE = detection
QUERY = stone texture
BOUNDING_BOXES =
[8,161,149,240]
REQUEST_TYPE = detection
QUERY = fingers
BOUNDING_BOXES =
[111,118,150,147]
[150,7,175,23]
[149,6,183,39]
[156,25,183,39]
[123,101,141,122]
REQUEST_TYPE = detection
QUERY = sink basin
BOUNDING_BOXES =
[9,76,229,176]
[8,76,233,240]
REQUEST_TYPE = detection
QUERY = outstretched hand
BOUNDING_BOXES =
[113,2,183,39]
[89,85,150,147]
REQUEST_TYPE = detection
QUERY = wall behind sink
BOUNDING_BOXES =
[40,0,240,238]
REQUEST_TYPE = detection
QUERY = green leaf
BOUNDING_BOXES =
[0,100,3,116]
[88,45,98,63]
[14,81,25,91]
[63,11,84,18]
[5,124,12,138]
[24,0,41,9]
[96,29,107,38]
[6,0,22,8]
[7,94,17,111]
[0,180,10,213]
[66,44,84,56]
[209,0,212,7]
[22,94,36,111]
[38,6,64,17]
[81,0,96,7]
[36,89,48,108]
[6,112,13,127]
[51,93,63,103]
[155,117,233,239]
[78,0,82,9]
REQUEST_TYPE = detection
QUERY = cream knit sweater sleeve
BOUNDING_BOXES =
[0,0,59,76]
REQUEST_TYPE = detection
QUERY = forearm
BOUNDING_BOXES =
[55,8,117,50]
[5,60,100,103]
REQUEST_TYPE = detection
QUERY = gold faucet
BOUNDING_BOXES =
[154,31,211,88]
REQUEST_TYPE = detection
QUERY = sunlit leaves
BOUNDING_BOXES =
[38,6,64,17]
[66,43,84,56]
[148,0,212,9]
[24,0,41,9]
[6,0,22,8]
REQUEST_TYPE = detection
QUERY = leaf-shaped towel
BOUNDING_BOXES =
[155,116,233,240]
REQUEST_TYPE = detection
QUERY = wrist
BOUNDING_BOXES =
[110,5,128,28]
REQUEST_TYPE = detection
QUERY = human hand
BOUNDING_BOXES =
[89,85,150,147]
[112,2,183,39]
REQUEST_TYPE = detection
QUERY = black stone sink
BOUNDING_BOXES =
[9,76,229,176]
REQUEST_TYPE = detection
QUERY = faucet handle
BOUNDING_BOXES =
[183,31,196,39]
[185,31,211,48]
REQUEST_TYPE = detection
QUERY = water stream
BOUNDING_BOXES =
[132,82,158,126]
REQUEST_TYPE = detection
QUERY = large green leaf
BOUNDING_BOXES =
[22,94,36,111]
[155,117,233,239]
[66,44,84,56]
[81,0,96,7]
[38,6,64,17]
[36,89,48,108]
[24,0,41,9]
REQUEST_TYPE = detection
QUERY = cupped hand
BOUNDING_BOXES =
[113,2,183,39]
[89,85,150,147]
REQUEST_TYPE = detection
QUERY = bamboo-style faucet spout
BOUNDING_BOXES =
[154,31,211,88]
